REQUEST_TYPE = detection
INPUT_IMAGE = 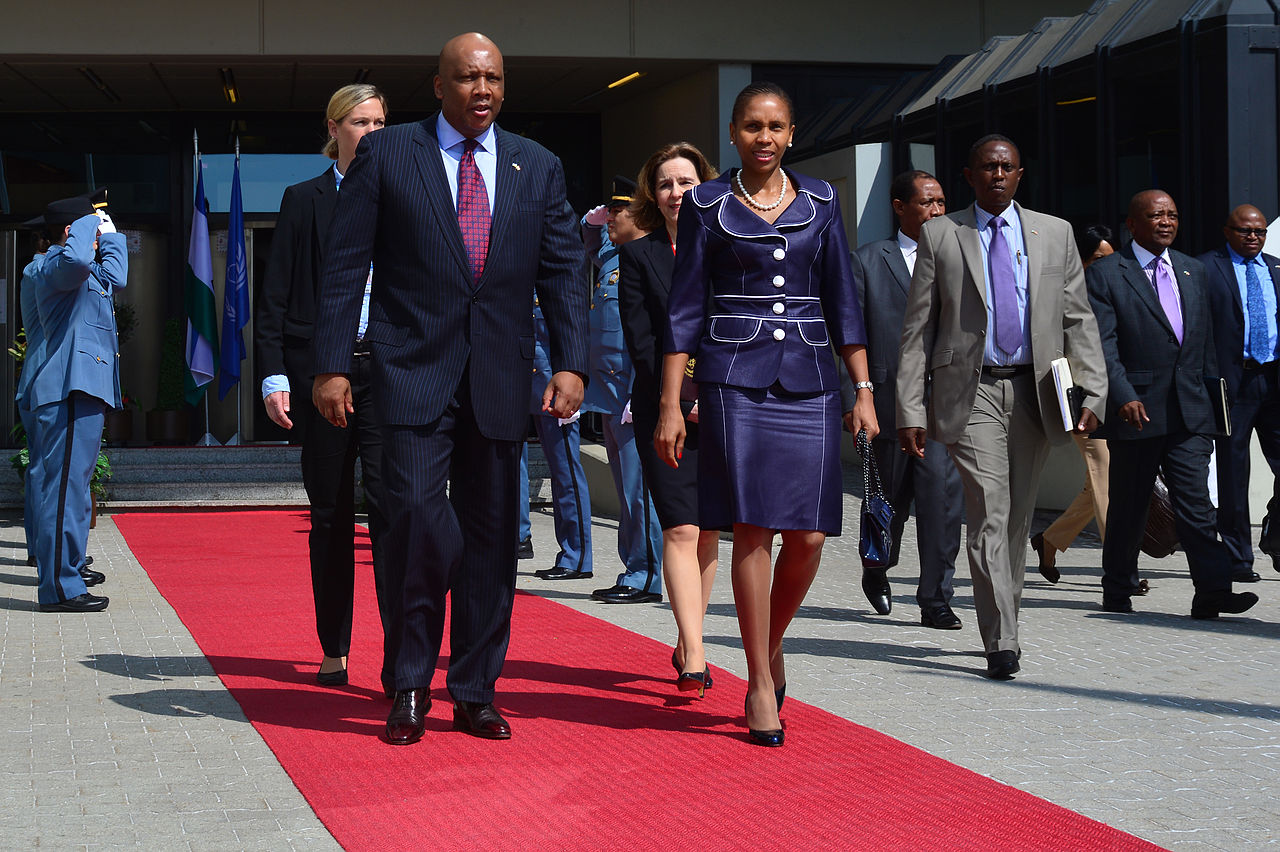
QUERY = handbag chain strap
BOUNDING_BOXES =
[856,428,885,500]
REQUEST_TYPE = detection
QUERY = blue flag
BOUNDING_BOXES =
[218,153,248,400]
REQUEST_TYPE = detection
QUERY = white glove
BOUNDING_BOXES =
[621,400,632,424]
[584,205,609,227]
[95,210,117,235]
[558,409,582,427]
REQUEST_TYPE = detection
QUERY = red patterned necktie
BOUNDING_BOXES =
[457,138,490,284]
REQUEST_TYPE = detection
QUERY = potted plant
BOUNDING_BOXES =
[146,317,191,444]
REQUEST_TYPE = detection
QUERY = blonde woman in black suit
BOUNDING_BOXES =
[255,84,389,692]
[618,142,721,698]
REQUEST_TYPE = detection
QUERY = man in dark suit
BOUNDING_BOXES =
[312,32,588,745]
[843,170,964,628]
[1200,203,1280,579]
[1086,190,1257,619]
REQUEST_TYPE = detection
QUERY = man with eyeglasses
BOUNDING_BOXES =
[1201,204,1280,578]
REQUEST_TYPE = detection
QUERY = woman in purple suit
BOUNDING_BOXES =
[658,83,877,746]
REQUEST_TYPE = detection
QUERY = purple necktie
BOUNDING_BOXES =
[988,216,1021,354]
[457,139,490,285]
[1148,257,1183,344]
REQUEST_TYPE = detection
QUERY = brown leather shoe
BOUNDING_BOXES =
[452,701,512,740]
[1030,532,1059,584]
[385,689,429,745]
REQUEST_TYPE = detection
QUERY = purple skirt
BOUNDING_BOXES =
[698,383,843,535]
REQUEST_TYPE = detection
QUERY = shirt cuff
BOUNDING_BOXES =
[262,374,290,399]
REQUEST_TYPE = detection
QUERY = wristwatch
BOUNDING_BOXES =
[854,381,874,391]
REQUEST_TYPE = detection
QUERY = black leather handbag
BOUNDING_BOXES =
[856,429,895,568]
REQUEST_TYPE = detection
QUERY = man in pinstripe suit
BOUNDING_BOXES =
[313,32,589,745]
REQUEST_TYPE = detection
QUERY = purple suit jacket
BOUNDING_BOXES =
[664,170,864,393]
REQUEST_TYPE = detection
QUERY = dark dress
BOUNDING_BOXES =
[618,231,701,530]
[665,170,865,534]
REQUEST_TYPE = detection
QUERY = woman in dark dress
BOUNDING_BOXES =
[618,142,721,696]
[658,83,878,745]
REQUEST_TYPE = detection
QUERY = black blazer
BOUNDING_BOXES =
[618,230,674,421]
[1086,246,1219,440]
[1198,245,1280,399]
[255,168,337,388]
[312,115,588,440]
[841,238,910,432]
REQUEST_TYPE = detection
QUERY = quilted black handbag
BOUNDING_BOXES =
[855,429,895,568]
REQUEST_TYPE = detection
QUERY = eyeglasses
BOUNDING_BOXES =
[1228,227,1268,237]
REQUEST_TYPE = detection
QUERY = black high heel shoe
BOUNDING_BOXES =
[775,684,786,712]
[744,694,785,747]
[316,666,348,687]
[671,649,713,689]
[677,668,710,698]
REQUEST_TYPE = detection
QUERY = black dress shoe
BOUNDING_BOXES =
[385,688,430,745]
[39,593,108,613]
[1136,579,1150,596]
[1190,590,1259,619]
[83,555,94,567]
[1030,532,1060,584]
[984,650,1019,680]
[592,584,662,604]
[452,701,511,739]
[861,568,891,615]
[78,566,105,587]
[920,604,962,630]
[534,566,593,580]
[1101,596,1133,613]
[317,666,348,687]
[516,536,534,560]
[1232,570,1262,583]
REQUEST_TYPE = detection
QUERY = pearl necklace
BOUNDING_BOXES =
[735,168,787,211]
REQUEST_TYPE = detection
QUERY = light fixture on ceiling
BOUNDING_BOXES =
[1055,95,1097,106]
[607,71,644,90]
[79,67,122,103]
[220,68,239,105]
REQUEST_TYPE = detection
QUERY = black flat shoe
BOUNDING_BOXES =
[670,649,713,689]
[317,666,348,686]
[676,668,709,698]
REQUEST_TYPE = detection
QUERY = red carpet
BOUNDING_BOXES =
[115,511,1161,850]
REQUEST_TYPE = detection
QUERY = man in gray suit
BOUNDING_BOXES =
[1087,190,1257,620]
[897,135,1107,680]
[843,170,963,628]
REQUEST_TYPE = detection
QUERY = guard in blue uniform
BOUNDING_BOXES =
[24,194,127,613]
[582,177,664,603]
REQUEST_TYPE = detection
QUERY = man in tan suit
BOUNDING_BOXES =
[896,134,1107,680]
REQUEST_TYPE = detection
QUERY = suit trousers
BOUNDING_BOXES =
[19,403,42,564]
[383,371,521,704]
[1105,429,1234,598]
[872,435,962,609]
[946,373,1050,654]
[33,392,105,605]
[601,413,662,592]
[532,413,593,573]
[298,353,390,683]
[1043,435,1110,552]
[1216,363,1280,570]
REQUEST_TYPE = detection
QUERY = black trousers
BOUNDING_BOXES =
[381,371,521,704]
[1103,428,1233,599]
[1216,363,1280,570]
[297,353,390,685]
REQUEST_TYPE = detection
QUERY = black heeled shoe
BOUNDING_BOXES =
[744,695,785,747]
[775,684,786,712]
[316,666,348,687]
[671,649,713,689]
[677,668,710,698]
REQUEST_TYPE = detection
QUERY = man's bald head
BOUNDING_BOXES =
[1126,190,1180,255]
[434,32,505,138]
[1224,203,1268,260]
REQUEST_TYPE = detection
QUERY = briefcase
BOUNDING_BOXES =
[1140,472,1180,559]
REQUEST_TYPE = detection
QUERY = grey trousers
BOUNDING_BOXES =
[946,373,1050,655]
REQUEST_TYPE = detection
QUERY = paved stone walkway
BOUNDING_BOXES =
[2,497,1277,849]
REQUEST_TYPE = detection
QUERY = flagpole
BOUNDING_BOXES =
[193,130,220,447]
[224,136,244,446]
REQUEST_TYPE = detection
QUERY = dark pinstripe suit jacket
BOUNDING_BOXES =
[312,115,588,441]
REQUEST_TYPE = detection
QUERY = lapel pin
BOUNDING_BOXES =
[1183,270,1190,276]
[512,162,521,171]
[1030,229,1038,235]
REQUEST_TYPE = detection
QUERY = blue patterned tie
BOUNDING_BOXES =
[457,139,489,285]
[988,216,1021,354]
[1246,260,1270,361]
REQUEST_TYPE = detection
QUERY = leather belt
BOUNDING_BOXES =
[982,364,1032,379]
[1242,358,1275,371]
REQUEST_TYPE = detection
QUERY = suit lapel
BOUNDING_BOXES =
[481,129,520,291]
[953,207,987,306]
[314,171,336,244]
[645,233,674,297]
[411,118,471,279]
[1018,204,1044,310]
[881,243,910,296]
[1118,248,1176,338]
[1214,251,1243,318]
